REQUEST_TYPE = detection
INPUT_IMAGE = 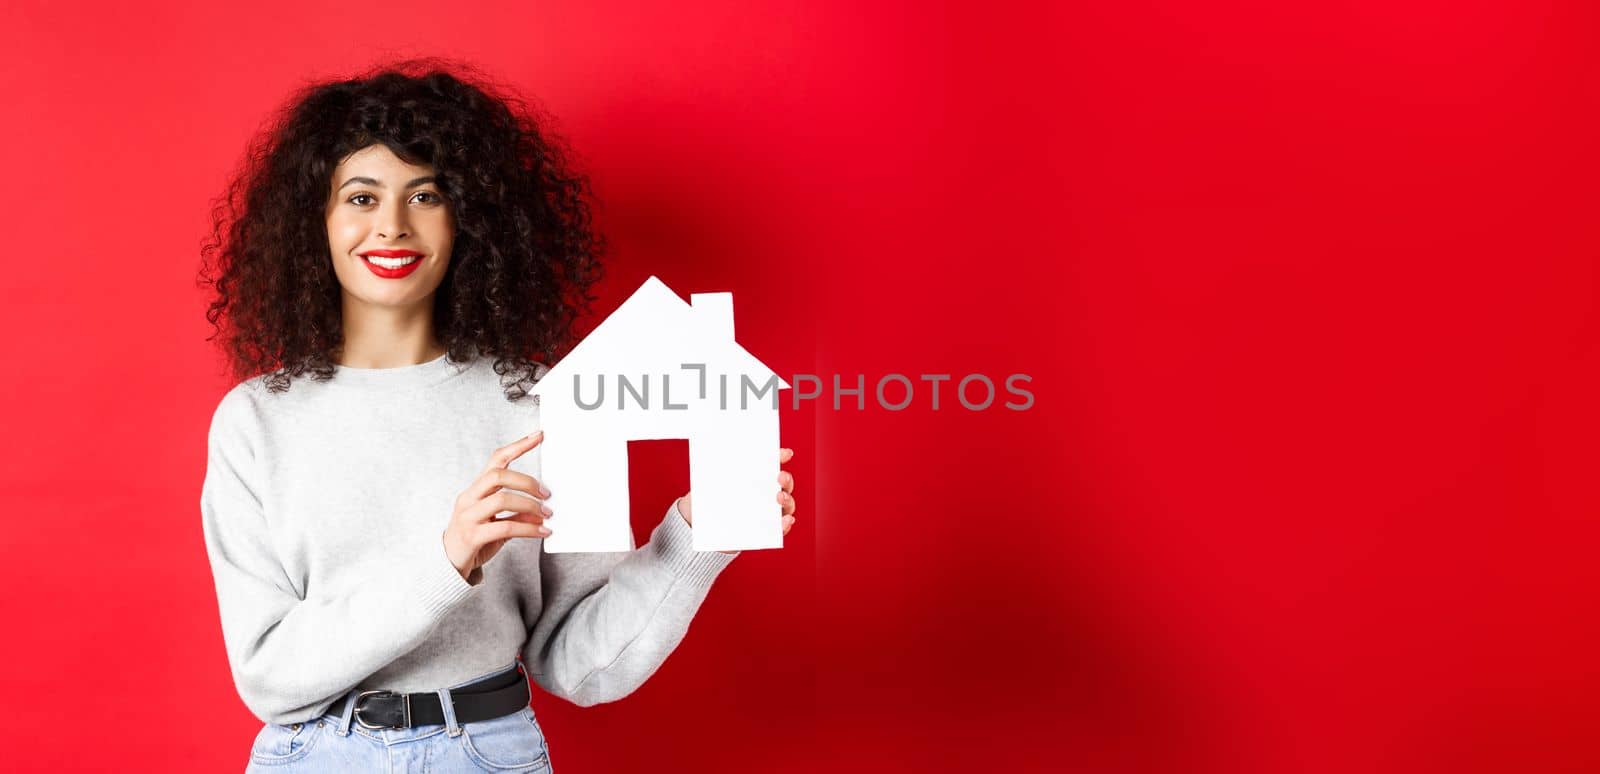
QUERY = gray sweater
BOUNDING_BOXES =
[199,351,738,725]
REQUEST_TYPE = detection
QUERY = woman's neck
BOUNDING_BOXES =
[334,334,447,369]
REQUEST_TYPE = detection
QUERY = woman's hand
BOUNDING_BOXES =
[442,430,554,582]
[677,447,798,554]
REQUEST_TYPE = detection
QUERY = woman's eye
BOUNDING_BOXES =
[346,191,442,206]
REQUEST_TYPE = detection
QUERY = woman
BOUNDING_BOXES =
[196,59,798,773]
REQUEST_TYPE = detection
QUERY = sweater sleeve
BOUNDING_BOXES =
[198,388,480,725]
[520,498,739,707]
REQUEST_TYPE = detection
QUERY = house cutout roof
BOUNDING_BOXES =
[529,275,791,396]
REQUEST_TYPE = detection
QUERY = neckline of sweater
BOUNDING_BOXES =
[328,351,472,390]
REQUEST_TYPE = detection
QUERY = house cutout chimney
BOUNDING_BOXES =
[690,292,734,341]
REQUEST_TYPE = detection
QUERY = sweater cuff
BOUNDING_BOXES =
[417,536,479,620]
[652,499,739,587]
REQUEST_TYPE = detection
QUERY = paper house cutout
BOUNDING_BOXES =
[528,275,790,553]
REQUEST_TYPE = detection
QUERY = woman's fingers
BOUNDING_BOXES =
[480,430,544,477]
[478,516,551,543]
[467,488,552,525]
[485,511,552,536]
[776,449,796,523]
[461,430,551,504]
[444,431,553,579]
[463,466,551,505]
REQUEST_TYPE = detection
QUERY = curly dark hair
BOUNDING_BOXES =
[197,57,605,401]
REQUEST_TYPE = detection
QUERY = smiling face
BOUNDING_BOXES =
[324,144,454,312]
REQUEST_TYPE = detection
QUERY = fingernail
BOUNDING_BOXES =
[540,485,552,498]
[540,504,553,516]
[538,527,552,537]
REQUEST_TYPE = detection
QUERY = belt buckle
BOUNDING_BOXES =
[354,690,411,729]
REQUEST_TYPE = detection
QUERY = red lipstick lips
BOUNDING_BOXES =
[360,249,425,279]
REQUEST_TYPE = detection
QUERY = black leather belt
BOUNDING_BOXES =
[346,662,531,730]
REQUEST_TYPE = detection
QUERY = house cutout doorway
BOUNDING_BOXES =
[626,438,690,548]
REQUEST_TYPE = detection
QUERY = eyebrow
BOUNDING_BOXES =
[336,175,437,192]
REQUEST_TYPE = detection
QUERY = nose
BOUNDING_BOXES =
[376,199,410,240]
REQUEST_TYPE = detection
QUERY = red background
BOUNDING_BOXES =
[2,1,1598,771]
